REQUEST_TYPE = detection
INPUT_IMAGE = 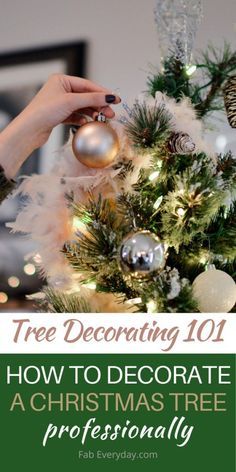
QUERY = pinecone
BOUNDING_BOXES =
[168,132,196,154]
[223,75,236,128]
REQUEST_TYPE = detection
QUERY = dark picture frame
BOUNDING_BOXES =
[0,41,86,74]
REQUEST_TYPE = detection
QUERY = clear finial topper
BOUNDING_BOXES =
[154,0,203,65]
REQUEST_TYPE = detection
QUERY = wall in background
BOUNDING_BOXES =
[0,0,235,309]
[0,0,235,101]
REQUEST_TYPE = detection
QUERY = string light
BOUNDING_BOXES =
[149,171,160,182]
[153,196,163,210]
[8,276,20,288]
[0,292,8,303]
[185,64,197,76]
[199,255,208,265]
[127,297,142,305]
[215,135,227,152]
[84,282,97,290]
[177,207,186,217]
[24,263,36,276]
[146,300,157,313]
[33,253,42,264]
[72,216,87,234]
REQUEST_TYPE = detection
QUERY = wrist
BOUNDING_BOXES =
[0,113,39,179]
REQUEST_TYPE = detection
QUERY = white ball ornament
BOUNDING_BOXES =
[193,265,236,313]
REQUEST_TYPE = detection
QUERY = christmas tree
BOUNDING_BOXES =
[11,0,236,313]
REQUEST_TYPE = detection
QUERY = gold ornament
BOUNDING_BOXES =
[193,265,236,313]
[72,113,119,168]
[119,230,165,278]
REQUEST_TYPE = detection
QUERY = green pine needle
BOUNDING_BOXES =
[39,288,92,313]
[124,101,172,149]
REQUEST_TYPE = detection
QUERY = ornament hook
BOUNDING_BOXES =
[96,112,106,123]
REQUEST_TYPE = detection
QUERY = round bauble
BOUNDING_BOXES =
[119,230,165,278]
[192,265,236,313]
[72,114,119,169]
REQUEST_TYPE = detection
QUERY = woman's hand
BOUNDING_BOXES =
[19,74,121,147]
[0,74,121,179]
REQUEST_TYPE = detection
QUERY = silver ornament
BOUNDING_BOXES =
[119,230,165,278]
[223,76,236,128]
[168,132,195,154]
[72,113,119,168]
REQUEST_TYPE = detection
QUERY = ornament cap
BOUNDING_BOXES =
[96,112,106,123]
[206,263,216,271]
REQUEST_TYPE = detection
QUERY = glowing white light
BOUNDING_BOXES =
[0,292,8,303]
[85,282,97,290]
[149,171,160,182]
[33,253,42,264]
[8,276,20,288]
[24,263,36,276]
[185,64,197,76]
[215,135,227,152]
[72,216,87,233]
[199,255,208,265]
[147,300,157,313]
[127,297,142,305]
[177,207,185,217]
[73,216,86,230]
[153,196,163,209]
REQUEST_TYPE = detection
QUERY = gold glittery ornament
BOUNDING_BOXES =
[72,112,119,168]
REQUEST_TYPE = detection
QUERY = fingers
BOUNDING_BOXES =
[63,106,115,126]
[98,106,115,118]
[76,116,87,126]
[81,106,115,119]
[74,106,115,118]
[63,75,113,94]
[66,92,121,112]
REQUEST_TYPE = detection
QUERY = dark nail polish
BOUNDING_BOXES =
[105,94,116,103]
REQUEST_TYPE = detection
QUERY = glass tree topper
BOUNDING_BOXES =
[154,0,203,65]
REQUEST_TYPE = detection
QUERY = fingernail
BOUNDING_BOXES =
[105,94,116,103]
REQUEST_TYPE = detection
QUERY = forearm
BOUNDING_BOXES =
[0,112,38,180]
